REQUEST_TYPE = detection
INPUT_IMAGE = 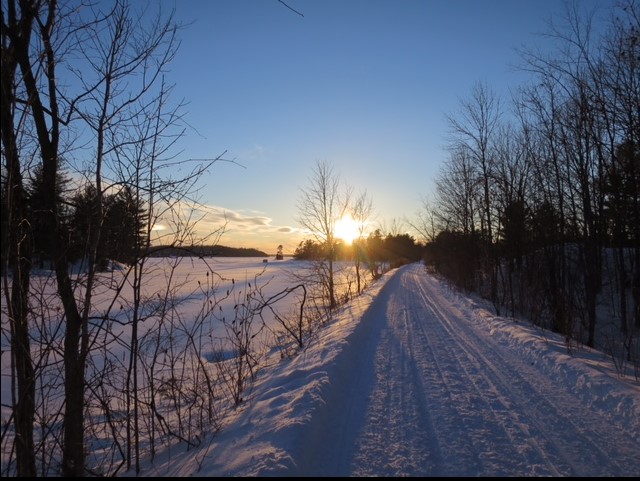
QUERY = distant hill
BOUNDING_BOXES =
[148,245,269,258]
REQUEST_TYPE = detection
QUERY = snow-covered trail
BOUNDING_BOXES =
[287,263,640,477]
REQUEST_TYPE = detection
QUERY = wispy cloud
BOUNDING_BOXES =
[152,201,305,252]
[242,144,267,159]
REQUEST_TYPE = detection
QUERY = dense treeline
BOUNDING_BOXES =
[422,1,639,367]
[292,228,424,308]
[294,230,424,269]
[1,178,147,271]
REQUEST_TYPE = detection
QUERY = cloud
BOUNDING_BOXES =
[220,209,271,228]
[243,144,267,159]
[151,201,304,252]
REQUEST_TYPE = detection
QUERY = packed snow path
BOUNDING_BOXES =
[285,263,639,477]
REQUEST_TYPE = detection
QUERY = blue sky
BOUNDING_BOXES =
[163,0,614,254]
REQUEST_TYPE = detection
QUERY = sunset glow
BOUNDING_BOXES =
[335,215,360,245]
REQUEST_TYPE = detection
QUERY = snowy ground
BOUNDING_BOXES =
[136,262,640,477]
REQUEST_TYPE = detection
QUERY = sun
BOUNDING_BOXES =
[335,215,360,245]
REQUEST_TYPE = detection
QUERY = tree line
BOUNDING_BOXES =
[1,170,146,272]
[294,230,423,271]
[419,0,639,371]
[295,159,424,309]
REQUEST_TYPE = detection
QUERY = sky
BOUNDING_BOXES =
[161,0,617,254]
[132,260,639,477]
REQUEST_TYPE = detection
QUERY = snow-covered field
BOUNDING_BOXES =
[145,262,639,477]
[1,256,366,475]
[2,258,639,476]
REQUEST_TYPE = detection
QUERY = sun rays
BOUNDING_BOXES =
[335,215,361,244]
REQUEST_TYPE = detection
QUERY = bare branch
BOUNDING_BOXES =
[277,0,304,18]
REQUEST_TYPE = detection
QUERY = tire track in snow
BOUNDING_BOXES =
[407,268,567,475]
[287,263,639,476]
[407,264,638,476]
[349,300,442,476]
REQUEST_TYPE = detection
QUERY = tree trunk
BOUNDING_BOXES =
[1,23,36,474]
[4,128,36,479]
[48,178,86,476]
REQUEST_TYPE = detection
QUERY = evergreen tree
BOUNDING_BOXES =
[26,164,71,268]
[106,185,147,265]
[70,184,147,268]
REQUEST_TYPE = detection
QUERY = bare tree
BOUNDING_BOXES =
[1,2,36,474]
[446,81,503,312]
[519,0,609,347]
[351,190,374,294]
[594,0,640,336]
[259,283,308,351]
[0,0,225,475]
[447,82,502,240]
[427,0,637,373]
[410,196,440,244]
[434,147,480,236]
[296,160,350,309]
